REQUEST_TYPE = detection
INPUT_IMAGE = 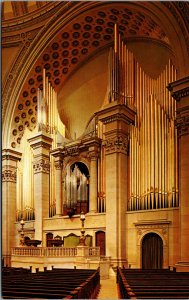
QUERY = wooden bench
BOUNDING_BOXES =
[117,267,189,299]
[2,267,100,299]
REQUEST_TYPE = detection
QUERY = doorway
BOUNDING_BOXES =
[95,231,105,256]
[142,232,163,269]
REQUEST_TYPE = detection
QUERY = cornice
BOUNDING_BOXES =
[134,220,171,226]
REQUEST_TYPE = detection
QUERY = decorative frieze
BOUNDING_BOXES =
[2,169,17,183]
[103,134,129,155]
[134,220,171,246]
[171,87,189,101]
[33,159,50,174]
[100,114,131,125]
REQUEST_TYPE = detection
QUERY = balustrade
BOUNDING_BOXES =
[11,247,100,257]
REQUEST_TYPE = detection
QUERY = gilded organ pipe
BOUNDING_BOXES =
[108,26,178,211]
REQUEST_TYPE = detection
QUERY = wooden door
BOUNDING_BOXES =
[96,231,105,256]
[142,233,163,269]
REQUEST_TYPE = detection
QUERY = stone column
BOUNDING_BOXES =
[88,147,99,213]
[51,150,64,216]
[168,77,189,271]
[28,132,52,245]
[97,103,135,267]
[2,149,22,266]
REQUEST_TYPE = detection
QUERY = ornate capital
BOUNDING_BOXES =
[176,106,189,136]
[33,159,50,174]
[54,160,63,170]
[88,151,99,160]
[103,134,129,155]
[2,169,17,183]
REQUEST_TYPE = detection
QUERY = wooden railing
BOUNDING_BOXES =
[11,246,100,257]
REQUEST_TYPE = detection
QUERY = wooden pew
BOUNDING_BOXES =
[2,267,100,299]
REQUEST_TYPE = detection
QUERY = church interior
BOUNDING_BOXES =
[2,1,189,298]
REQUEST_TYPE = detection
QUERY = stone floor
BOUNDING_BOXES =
[97,275,119,299]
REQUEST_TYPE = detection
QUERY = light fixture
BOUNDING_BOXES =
[20,219,25,246]
[79,211,86,246]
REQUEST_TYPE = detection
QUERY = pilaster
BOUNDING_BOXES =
[2,149,22,266]
[88,146,100,213]
[168,77,189,270]
[97,102,135,266]
[51,149,64,216]
[28,131,52,245]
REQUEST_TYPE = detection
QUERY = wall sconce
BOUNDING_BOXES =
[20,219,25,246]
[79,211,86,246]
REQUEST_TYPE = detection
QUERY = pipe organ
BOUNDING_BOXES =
[37,70,66,217]
[64,165,88,208]
[108,25,178,211]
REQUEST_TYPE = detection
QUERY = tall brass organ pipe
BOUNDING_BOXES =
[37,70,66,217]
[109,26,178,211]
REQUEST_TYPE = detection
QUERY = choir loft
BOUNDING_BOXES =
[2,1,189,275]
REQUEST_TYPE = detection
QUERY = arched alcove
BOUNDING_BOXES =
[63,162,89,216]
[142,232,163,269]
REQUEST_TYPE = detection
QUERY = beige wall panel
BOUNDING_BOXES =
[126,208,179,268]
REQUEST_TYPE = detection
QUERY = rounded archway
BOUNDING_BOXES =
[142,232,163,269]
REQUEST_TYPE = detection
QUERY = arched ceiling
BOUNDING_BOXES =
[2,1,189,149]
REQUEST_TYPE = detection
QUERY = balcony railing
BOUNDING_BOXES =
[11,247,100,257]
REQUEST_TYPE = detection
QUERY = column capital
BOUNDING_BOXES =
[88,151,99,160]
[103,133,129,155]
[2,169,17,183]
[54,160,63,170]
[33,158,50,174]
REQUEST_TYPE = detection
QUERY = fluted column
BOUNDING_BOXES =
[52,151,64,216]
[168,77,189,270]
[88,147,99,213]
[2,149,22,266]
[28,132,52,245]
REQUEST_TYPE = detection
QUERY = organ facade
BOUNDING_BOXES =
[2,1,189,271]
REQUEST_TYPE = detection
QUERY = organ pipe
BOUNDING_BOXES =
[108,26,178,211]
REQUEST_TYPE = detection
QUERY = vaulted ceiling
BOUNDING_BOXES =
[2,1,189,148]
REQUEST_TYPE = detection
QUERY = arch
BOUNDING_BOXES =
[2,2,189,149]
[46,232,53,247]
[95,231,106,256]
[142,232,163,269]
